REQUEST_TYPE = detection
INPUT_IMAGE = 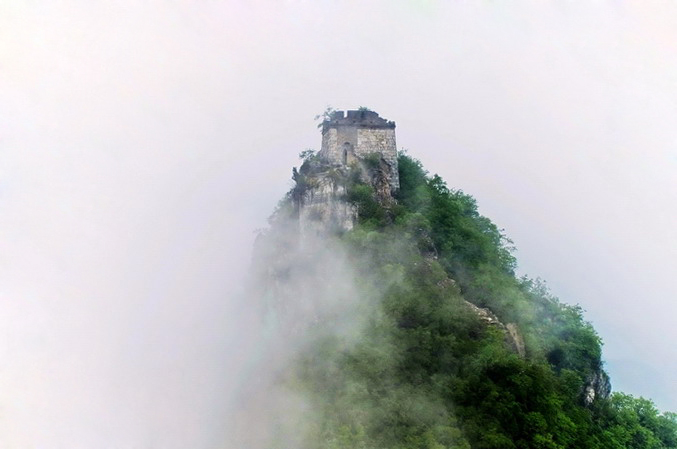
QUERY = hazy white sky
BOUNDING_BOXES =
[2,1,677,446]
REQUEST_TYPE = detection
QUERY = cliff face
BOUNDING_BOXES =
[293,166,358,237]
[584,369,611,406]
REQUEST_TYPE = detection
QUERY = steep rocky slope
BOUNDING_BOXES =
[243,112,675,448]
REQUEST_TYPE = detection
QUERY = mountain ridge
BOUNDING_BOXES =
[243,112,676,448]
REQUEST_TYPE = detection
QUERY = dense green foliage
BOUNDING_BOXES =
[287,154,676,448]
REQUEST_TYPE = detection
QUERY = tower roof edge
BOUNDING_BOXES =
[321,109,395,132]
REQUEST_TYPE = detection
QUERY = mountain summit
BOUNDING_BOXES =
[240,110,677,449]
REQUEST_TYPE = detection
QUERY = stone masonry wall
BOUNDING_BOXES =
[356,128,399,191]
[319,128,339,164]
[319,127,399,191]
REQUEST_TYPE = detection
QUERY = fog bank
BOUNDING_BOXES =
[2,1,677,446]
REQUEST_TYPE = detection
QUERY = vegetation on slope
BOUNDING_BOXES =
[280,153,677,448]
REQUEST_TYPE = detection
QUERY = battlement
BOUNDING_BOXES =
[322,110,396,132]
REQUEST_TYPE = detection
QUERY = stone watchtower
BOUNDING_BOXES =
[295,110,399,236]
[318,110,399,192]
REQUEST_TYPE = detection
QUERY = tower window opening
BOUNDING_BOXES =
[342,142,352,165]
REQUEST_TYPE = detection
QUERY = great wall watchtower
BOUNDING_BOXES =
[318,110,399,192]
[294,110,399,236]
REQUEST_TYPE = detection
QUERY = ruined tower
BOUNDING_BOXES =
[318,110,399,192]
[295,110,399,236]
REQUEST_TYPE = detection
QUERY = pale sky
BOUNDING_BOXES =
[1,1,677,447]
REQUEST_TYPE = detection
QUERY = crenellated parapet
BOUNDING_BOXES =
[321,110,396,130]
